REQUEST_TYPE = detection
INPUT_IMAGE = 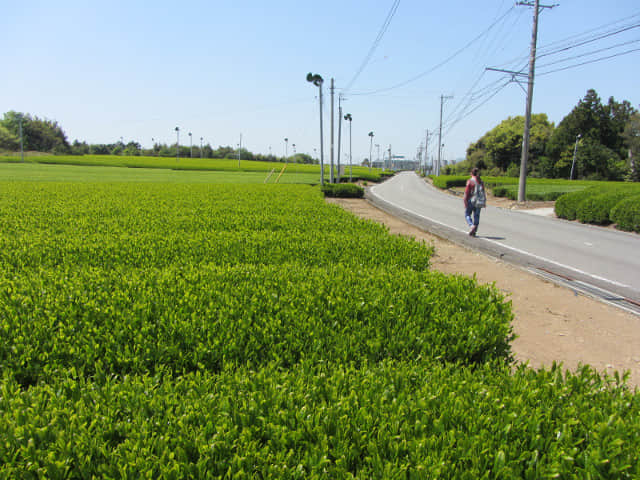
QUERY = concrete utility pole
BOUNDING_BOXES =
[330,78,335,183]
[517,0,556,202]
[424,130,430,175]
[388,145,392,170]
[18,114,24,162]
[337,93,344,183]
[437,95,453,176]
[238,133,242,168]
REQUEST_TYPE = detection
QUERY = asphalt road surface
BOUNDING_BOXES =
[368,172,640,311]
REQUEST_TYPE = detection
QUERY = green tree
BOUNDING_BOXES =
[622,112,640,182]
[547,89,635,180]
[467,114,553,175]
[1,111,70,153]
[0,124,19,151]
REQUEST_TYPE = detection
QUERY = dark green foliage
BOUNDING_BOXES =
[555,184,640,227]
[0,111,70,153]
[611,194,640,232]
[321,182,365,198]
[576,191,630,225]
[555,187,605,220]
[430,175,467,189]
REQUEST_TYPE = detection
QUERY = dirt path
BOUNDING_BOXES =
[328,195,640,388]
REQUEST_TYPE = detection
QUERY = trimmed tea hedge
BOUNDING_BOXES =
[1,361,638,478]
[555,184,640,228]
[611,194,640,232]
[321,183,365,198]
[1,178,638,478]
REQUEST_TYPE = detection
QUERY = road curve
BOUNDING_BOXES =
[368,172,640,309]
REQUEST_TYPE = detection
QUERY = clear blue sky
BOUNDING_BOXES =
[2,1,639,164]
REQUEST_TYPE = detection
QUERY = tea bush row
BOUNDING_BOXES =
[555,184,640,229]
[1,361,638,478]
[321,183,364,198]
[0,182,431,271]
[0,263,513,386]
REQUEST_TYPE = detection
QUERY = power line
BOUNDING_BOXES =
[537,22,640,59]
[536,11,640,55]
[538,46,640,76]
[350,5,516,96]
[343,0,401,94]
[536,37,640,69]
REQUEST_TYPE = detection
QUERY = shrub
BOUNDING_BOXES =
[555,187,603,220]
[576,191,630,225]
[321,183,364,198]
[611,194,640,232]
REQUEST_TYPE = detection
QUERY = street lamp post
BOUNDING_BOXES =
[344,113,353,182]
[368,131,374,172]
[200,137,203,159]
[570,134,581,180]
[174,127,180,162]
[189,132,193,158]
[306,73,325,185]
[284,138,288,164]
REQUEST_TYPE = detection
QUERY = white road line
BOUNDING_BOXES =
[370,187,632,290]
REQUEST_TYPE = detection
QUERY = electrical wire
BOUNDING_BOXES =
[349,5,516,96]
[537,37,640,69]
[537,22,640,59]
[343,0,401,94]
[538,46,640,76]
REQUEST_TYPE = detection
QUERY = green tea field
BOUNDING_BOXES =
[1,165,638,478]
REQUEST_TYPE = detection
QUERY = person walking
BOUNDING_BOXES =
[463,167,486,236]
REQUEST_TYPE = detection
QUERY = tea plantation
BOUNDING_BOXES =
[1,176,638,478]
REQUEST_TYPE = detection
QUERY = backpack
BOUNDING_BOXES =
[471,179,486,208]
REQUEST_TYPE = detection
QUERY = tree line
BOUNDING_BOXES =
[0,111,316,164]
[447,89,639,182]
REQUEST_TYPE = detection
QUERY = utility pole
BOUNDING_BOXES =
[18,114,24,162]
[388,145,392,170]
[424,130,431,175]
[437,95,453,176]
[337,93,344,183]
[516,0,556,202]
[238,133,242,168]
[330,78,335,183]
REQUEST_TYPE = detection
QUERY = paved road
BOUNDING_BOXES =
[369,171,640,309]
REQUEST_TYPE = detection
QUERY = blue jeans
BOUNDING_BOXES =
[465,204,481,227]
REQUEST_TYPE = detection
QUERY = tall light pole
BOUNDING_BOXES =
[344,113,353,182]
[570,134,581,180]
[189,132,193,158]
[307,73,325,185]
[174,127,180,162]
[284,137,288,163]
[368,131,374,171]
[238,133,242,168]
[200,137,203,159]
[330,78,335,183]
